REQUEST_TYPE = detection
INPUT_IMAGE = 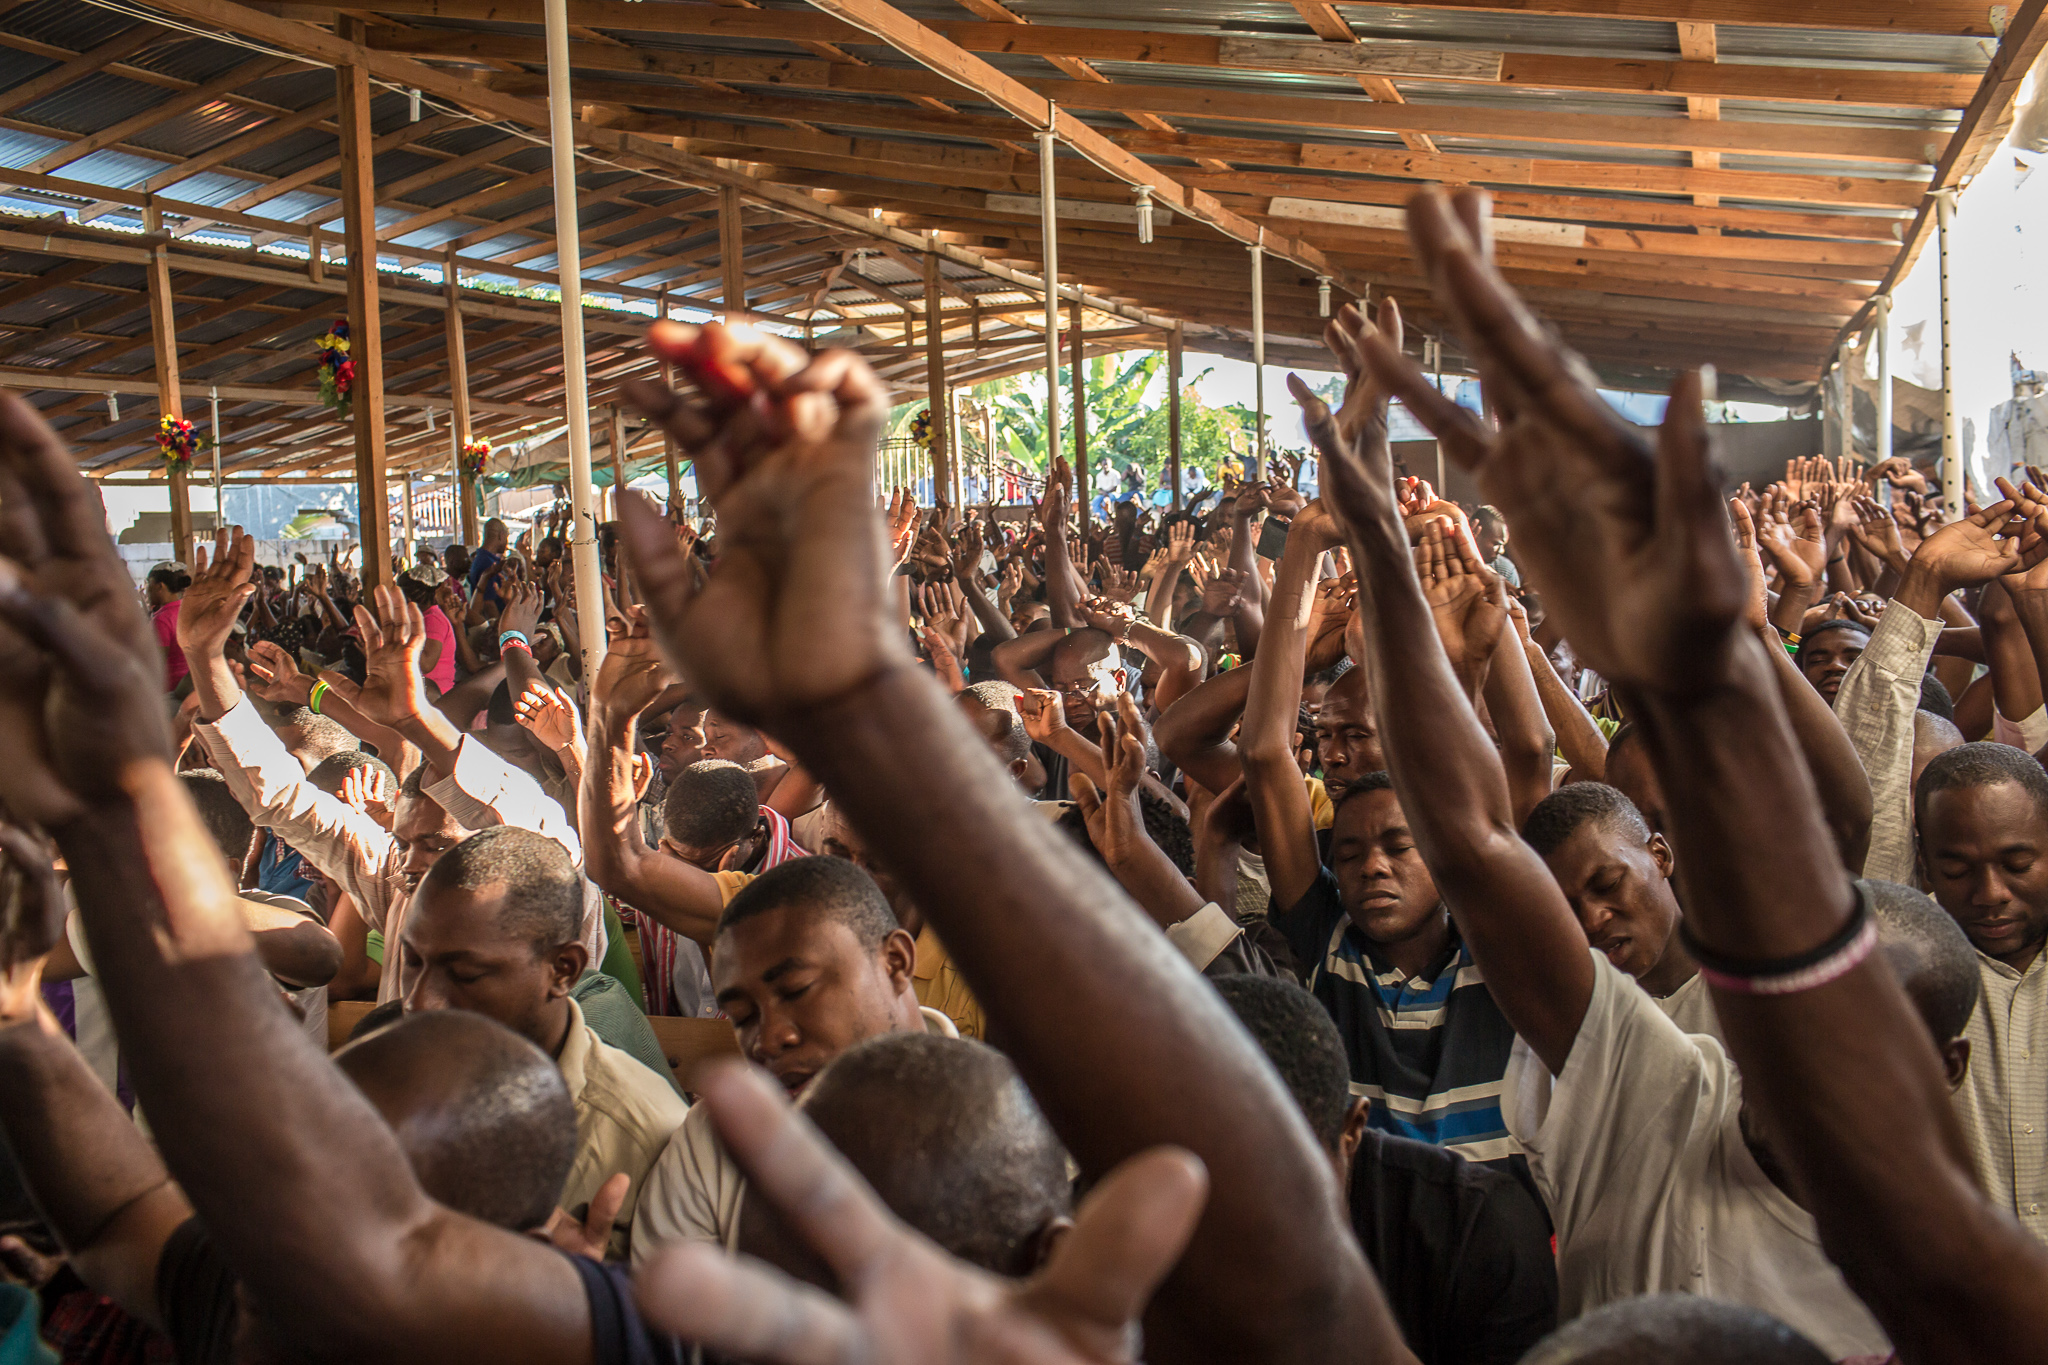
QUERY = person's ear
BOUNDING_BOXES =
[1112,668,1129,691]
[1943,1036,1972,1091]
[549,943,589,996]
[879,926,919,992]
[1648,832,1675,879]
[1338,1096,1370,1172]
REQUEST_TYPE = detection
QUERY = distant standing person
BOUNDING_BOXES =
[146,561,190,693]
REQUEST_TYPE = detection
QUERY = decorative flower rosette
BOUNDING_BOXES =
[909,408,932,450]
[315,319,353,417]
[460,438,492,480]
[157,414,207,471]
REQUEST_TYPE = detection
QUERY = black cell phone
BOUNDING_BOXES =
[1257,515,1291,560]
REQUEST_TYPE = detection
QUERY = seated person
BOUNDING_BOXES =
[395,826,687,1258]
[632,856,956,1259]
[1214,973,1556,1365]
[1521,783,1712,1038]
[738,1033,1071,1280]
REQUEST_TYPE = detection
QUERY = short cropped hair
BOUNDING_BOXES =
[419,827,581,956]
[717,855,898,950]
[306,749,390,797]
[1521,782,1650,858]
[802,1035,1070,1277]
[1793,618,1870,670]
[662,759,761,849]
[1212,974,1351,1153]
[1521,1294,1827,1364]
[335,1011,575,1232]
[1330,770,1396,816]
[1914,741,2048,830]
[961,681,1033,767]
[180,770,254,866]
[273,706,360,762]
[1867,879,1982,1044]
[1918,671,1955,722]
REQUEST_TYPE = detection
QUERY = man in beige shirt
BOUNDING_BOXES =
[394,826,686,1259]
[1916,741,2048,1241]
[632,855,955,1260]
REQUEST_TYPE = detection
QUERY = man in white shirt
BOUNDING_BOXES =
[631,855,955,1260]
[178,530,605,999]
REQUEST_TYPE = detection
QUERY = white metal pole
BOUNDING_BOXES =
[209,385,222,525]
[1038,119,1061,473]
[1875,294,1893,470]
[1937,188,1961,516]
[545,0,606,677]
[1250,240,1265,478]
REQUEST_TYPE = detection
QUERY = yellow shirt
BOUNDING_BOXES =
[1307,774,1334,831]
[556,998,691,1260]
[913,923,985,1041]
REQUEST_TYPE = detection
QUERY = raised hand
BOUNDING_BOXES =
[0,394,170,827]
[1416,517,1506,690]
[1846,493,1909,576]
[1079,594,1139,641]
[512,682,581,755]
[498,579,544,641]
[1098,564,1142,605]
[1729,499,1771,632]
[1903,485,2044,603]
[177,527,258,662]
[1306,571,1359,673]
[1163,519,1197,566]
[1070,694,1152,866]
[1197,565,1249,618]
[341,762,396,831]
[887,489,922,566]
[1350,187,1746,696]
[635,1061,1205,1365]
[544,1173,629,1263]
[349,585,432,731]
[243,639,312,707]
[1287,299,1403,543]
[1015,687,1071,746]
[589,606,670,720]
[1755,494,1828,592]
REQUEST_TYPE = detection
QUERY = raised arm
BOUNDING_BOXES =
[1298,317,1592,1076]
[619,339,1412,1365]
[0,396,594,1364]
[577,612,728,946]
[1363,186,2048,1365]
[1155,664,1253,796]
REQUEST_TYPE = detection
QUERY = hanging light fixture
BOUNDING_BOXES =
[426,407,436,434]
[1134,186,1155,245]
[1317,275,1332,318]
[409,88,422,122]
[105,391,119,422]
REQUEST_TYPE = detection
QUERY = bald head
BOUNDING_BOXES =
[1520,1294,1828,1365]
[1911,709,1966,800]
[335,1011,576,1231]
[774,1034,1070,1277]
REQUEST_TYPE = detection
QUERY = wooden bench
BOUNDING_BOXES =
[645,1014,741,1092]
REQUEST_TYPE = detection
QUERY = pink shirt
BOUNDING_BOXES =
[154,600,187,691]
[421,603,457,694]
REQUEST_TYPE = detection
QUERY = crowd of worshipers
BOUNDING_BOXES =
[1,186,2047,1365]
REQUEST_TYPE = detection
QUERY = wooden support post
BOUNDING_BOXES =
[443,247,479,545]
[1071,295,1088,540]
[720,184,744,322]
[400,468,415,566]
[657,285,680,507]
[1168,322,1183,512]
[924,247,953,507]
[143,201,190,565]
[307,225,324,282]
[337,18,389,587]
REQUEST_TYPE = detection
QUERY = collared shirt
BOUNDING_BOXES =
[195,697,605,1004]
[629,1007,959,1263]
[1272,869,1519,1166]
[912,924,984,1040]
[1507,952,1890,1360]
[1831,599,1940,885]
[558,997,692,1261]
[1956,950,2048,1242]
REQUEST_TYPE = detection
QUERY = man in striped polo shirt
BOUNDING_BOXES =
[1242,492,1519,1171]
